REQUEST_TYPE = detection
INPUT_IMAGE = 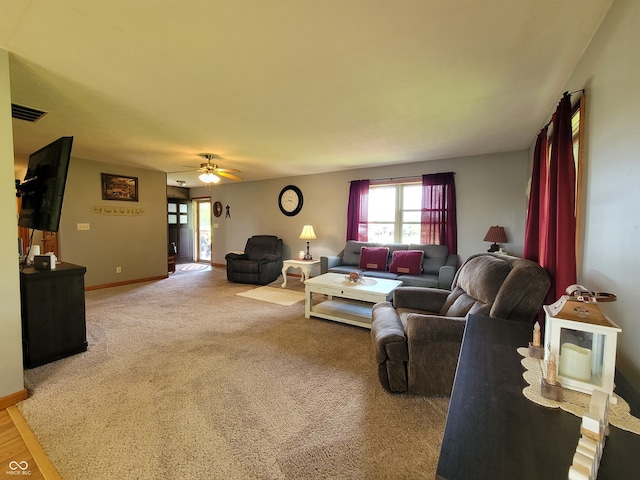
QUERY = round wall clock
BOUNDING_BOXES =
[213,201,223,217]
[278,185,303,216]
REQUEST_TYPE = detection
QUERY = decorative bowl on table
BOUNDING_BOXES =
[345,271,363,283]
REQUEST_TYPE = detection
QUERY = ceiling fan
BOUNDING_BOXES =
[195,153,242,184]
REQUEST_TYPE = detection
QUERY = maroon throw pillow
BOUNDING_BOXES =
[389,250,424,275]
[359,247,389,271]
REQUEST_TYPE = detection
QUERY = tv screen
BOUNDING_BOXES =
[17,136,73,232]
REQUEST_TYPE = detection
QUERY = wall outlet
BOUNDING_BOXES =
[116,266,122,273]
[77,223,90,231]
[213,223,219,228]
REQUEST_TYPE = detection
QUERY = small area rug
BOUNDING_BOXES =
[236,285,305,306]
[179,263,210,271]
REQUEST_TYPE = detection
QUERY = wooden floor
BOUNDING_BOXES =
[0,407,60,479]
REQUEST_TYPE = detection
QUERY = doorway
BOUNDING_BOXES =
[194,198,212,263]
[167,199,193,263]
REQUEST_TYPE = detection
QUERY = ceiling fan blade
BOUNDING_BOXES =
[217,171,243,181]
[168,168,197,174]
[214,168,241,173]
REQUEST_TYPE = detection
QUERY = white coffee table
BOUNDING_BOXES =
[304,272,402,329]
[281,259,321,288]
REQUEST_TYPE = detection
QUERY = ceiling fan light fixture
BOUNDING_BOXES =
[199,172,220,184]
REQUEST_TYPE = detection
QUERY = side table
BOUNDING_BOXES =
[281,259,320,288]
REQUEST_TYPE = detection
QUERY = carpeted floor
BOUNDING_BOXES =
[18,267,448,479]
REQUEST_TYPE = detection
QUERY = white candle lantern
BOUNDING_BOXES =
[543,300,621,399]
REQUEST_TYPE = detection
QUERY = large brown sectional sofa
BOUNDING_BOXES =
[320,240,459,290]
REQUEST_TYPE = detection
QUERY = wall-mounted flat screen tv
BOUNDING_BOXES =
[17,136,73,232]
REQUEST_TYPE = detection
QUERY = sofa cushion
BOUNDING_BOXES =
[439,255,512,316]
[362,270,399,280]
[395,274,439,288]
[390,250,424,275]
[359,247,389,271]
[409,244,449,275]
[326,265,365,275]
[343,241,372,266]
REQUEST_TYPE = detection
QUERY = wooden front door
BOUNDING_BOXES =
[168,200,193,263]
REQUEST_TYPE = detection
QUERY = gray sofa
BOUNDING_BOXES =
[320,240,458,289]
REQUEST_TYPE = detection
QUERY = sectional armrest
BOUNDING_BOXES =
[393,286,450,313]
[438,254,459,289]
[320,255,342,274]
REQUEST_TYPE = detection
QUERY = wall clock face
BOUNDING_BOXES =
[278,185,303,216]
[213,201,223,217]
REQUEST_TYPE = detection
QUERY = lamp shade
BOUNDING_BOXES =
[299,225,317,240]
[199,172,220,184]
[483,226,507,243]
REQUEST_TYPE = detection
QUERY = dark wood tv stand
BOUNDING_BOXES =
[20,262,88,368]
[436,314,640,479]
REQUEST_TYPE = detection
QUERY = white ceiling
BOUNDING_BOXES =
[3,0,613,187]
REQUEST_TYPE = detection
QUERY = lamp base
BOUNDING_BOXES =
[303,241,312,261]
[487,243,500,252]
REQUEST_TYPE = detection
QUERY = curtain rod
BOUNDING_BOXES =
[540,90,585,130]
[348,172,455,183]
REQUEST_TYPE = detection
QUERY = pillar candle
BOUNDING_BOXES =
[533,321,541,347]
[547,353,557,385]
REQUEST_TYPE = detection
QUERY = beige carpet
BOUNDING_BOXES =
[18,268,448,479]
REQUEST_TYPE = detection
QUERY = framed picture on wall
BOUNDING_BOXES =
[101,173,139,202]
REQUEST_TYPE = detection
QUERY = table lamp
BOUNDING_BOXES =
[483,226,507,252]
[299,225,317,260]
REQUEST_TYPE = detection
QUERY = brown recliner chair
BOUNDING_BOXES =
[371,253,550,396]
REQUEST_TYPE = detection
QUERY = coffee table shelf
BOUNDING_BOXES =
[310,299,375,328]
[304,273,402,329]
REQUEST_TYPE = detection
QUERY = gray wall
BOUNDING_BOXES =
[59,158,168,287]
[191,150,530,267]
[559,0,640,386]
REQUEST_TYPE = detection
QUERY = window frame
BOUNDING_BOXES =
[367,180,422,244]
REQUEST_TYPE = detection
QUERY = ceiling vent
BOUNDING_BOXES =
[11,103,48,122]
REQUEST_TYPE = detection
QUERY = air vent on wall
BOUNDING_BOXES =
[11,103,48,122]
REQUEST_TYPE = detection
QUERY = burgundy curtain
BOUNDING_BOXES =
[523,126,549,263]
[524,92,577,303]
[421,172,457,254]
[346,180,370,241]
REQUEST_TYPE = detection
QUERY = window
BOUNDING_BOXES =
[572,96,585,259]
[347,173,456,253]
[368,182,424,244]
